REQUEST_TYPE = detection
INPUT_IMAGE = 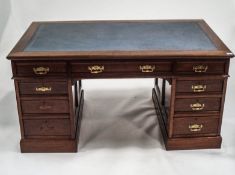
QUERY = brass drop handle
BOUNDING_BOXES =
[192,85,207,92]
[190,103,205,111]
[39,105,52,110]
[139,65,155,73]
[193,65,208,73]
[40,120,55,131]
[33,67,50,75]
[35,87,52,92]
[88,65,104,74]
[189,124,203,132]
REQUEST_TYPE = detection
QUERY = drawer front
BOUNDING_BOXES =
[173,117,219,136]
[19,81,68,95]
[176,80,223,93]
[175,98,221,112]
[15,61,67,76]
[175,61,225,74]
[21,99,69,114]
[71,61,172,77]
[24,119,71,136]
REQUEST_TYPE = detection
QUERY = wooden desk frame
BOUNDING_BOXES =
[7,20,234,152]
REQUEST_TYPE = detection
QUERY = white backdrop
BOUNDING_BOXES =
[0,0,235,175]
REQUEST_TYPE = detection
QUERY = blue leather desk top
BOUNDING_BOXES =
[24,22,217,52]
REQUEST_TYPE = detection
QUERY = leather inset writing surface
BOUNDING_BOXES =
[24,22,217,52]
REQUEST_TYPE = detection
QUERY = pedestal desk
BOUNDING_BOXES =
[7,20,234,152]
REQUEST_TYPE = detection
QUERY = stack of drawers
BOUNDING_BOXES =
[168,60,228,148]
[12,61,77,152]
[173,77,224,137]
[153,59,229,150]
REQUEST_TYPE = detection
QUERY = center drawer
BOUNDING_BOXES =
[71,61,172,78]
[21,99,69,114]
[174,97,221,112]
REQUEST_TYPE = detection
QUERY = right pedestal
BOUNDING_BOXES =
[152,76,226,150]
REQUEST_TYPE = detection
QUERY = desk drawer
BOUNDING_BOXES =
[14,61,67,77]
[19,81,68,95]
[24,119,71,136]
[175,61,225,74]
[71,61,172,77]
[176,80,223,93]
[21,99,69,114]
[173,117,219,137]
[175,97,221,112]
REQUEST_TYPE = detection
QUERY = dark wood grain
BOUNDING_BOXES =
[176,79,223,93]
[19,89,84,153]
[175,61,226,74]
[217,77,228,134]
[20,138,78,153]
[14,61,67,77]
[167,78,176,138]
[14,80,25,138]
[21,99,69,114]
[19,80,68,95]
[166,136,222,150]
[68,79,76,139]
[152,88,222,150]
[71,61,172,78]
[24,119,71,136]
[173,116,219,137]
[174,97,221,112]
[22,114,70,119]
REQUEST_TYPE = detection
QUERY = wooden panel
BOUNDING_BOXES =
[173,117,219,136]
[19,81,68,95]
[166,136,222,150]
[21,99,69,114]
[22,114,69,119]
[175,61,225,74]
[14,61,67,77]
[175,97,221,112]
[176,79,223,93]
[24,119,70,136]
[20,138,78,153]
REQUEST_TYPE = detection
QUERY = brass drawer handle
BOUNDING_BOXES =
[39,105,52,110]
[40,121,55,131]
[35,87,52,92]
[193,65,208,73]
[88,65,104,74]
[33,67,50,75]
[139,65,155,73]
[190,103,205,111]
[189,124,203,132]
[192,85,207,92]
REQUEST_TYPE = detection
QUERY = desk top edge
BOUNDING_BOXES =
[7,19,234,60]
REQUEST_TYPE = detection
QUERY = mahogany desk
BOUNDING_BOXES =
[7,20,234,152]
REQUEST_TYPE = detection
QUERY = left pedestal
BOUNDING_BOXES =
[19,89,84,153]
[12,61,83,152]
